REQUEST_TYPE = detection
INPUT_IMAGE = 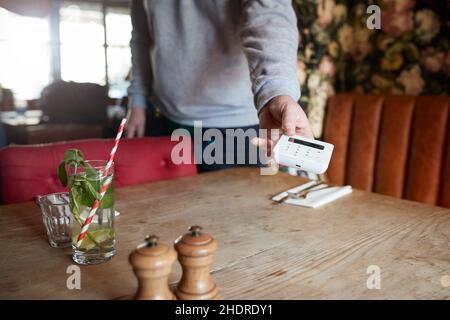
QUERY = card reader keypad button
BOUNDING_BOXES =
[284,143,324,163]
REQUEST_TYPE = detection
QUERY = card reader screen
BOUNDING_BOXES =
[288,138,324,150]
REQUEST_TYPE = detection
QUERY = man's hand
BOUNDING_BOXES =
[126,107,146,138]
[253,95,313,156]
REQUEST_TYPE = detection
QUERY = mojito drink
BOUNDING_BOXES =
[68,159,116,265]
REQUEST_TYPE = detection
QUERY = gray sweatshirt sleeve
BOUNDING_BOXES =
[127,0,152,109]
[240,0,300,113]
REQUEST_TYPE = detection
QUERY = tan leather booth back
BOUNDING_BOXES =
[323,94,450,208]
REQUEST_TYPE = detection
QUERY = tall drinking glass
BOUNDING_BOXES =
[69,160,115,265]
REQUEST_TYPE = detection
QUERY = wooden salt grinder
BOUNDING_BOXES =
[129,235,177,300]
[174,225,219,300]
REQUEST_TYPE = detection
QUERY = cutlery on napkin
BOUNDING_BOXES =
[272,181,352,208]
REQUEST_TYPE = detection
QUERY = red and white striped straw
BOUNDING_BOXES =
[76,118,127,246]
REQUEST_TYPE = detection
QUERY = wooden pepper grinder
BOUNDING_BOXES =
[174,225,219,300]
[129,235,177,300]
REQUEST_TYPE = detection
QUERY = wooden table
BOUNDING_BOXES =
[0,168,449,299]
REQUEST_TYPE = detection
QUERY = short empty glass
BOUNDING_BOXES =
[37,192,72,248]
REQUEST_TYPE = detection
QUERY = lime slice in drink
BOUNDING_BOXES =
[73,228,114,251]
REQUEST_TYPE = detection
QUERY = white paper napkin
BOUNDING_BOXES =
[272,181,352,208]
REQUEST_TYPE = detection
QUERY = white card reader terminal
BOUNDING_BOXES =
[273,135,334,174]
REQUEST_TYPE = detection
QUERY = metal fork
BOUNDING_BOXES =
[287,184,332,199]
[275,181,322,204]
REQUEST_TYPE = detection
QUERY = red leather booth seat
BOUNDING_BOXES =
[0,137,197,204]
[323,94,450,208]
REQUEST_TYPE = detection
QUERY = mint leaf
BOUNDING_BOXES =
[69,183,83,216]
[83,179,100,201]
[60,148,115,212]
[82,161,98,179]
[99,181,114,209]
[59,149,85,187]
[64,149,84,163]
[58,162,68,187]
[80,180,99,207]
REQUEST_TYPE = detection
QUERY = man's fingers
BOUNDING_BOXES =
[296,109,315,139]
[281,104,300,136]
[137,124,145,138]
[268,128,281,146]
[126,108,146,138]
[261,96,314,145]
[251,137,267,149]
[251,137,273,157]
[127,123,145,138]
[283,103,314,139]
[296,127,314,139]
[126,124,136,138]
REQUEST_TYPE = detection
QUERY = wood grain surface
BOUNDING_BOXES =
[0,168,449,299]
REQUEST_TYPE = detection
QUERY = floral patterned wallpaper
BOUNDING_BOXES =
[293,0,450,137]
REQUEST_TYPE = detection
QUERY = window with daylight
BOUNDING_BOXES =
[0,8,52,102]
[0,1,132,104]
